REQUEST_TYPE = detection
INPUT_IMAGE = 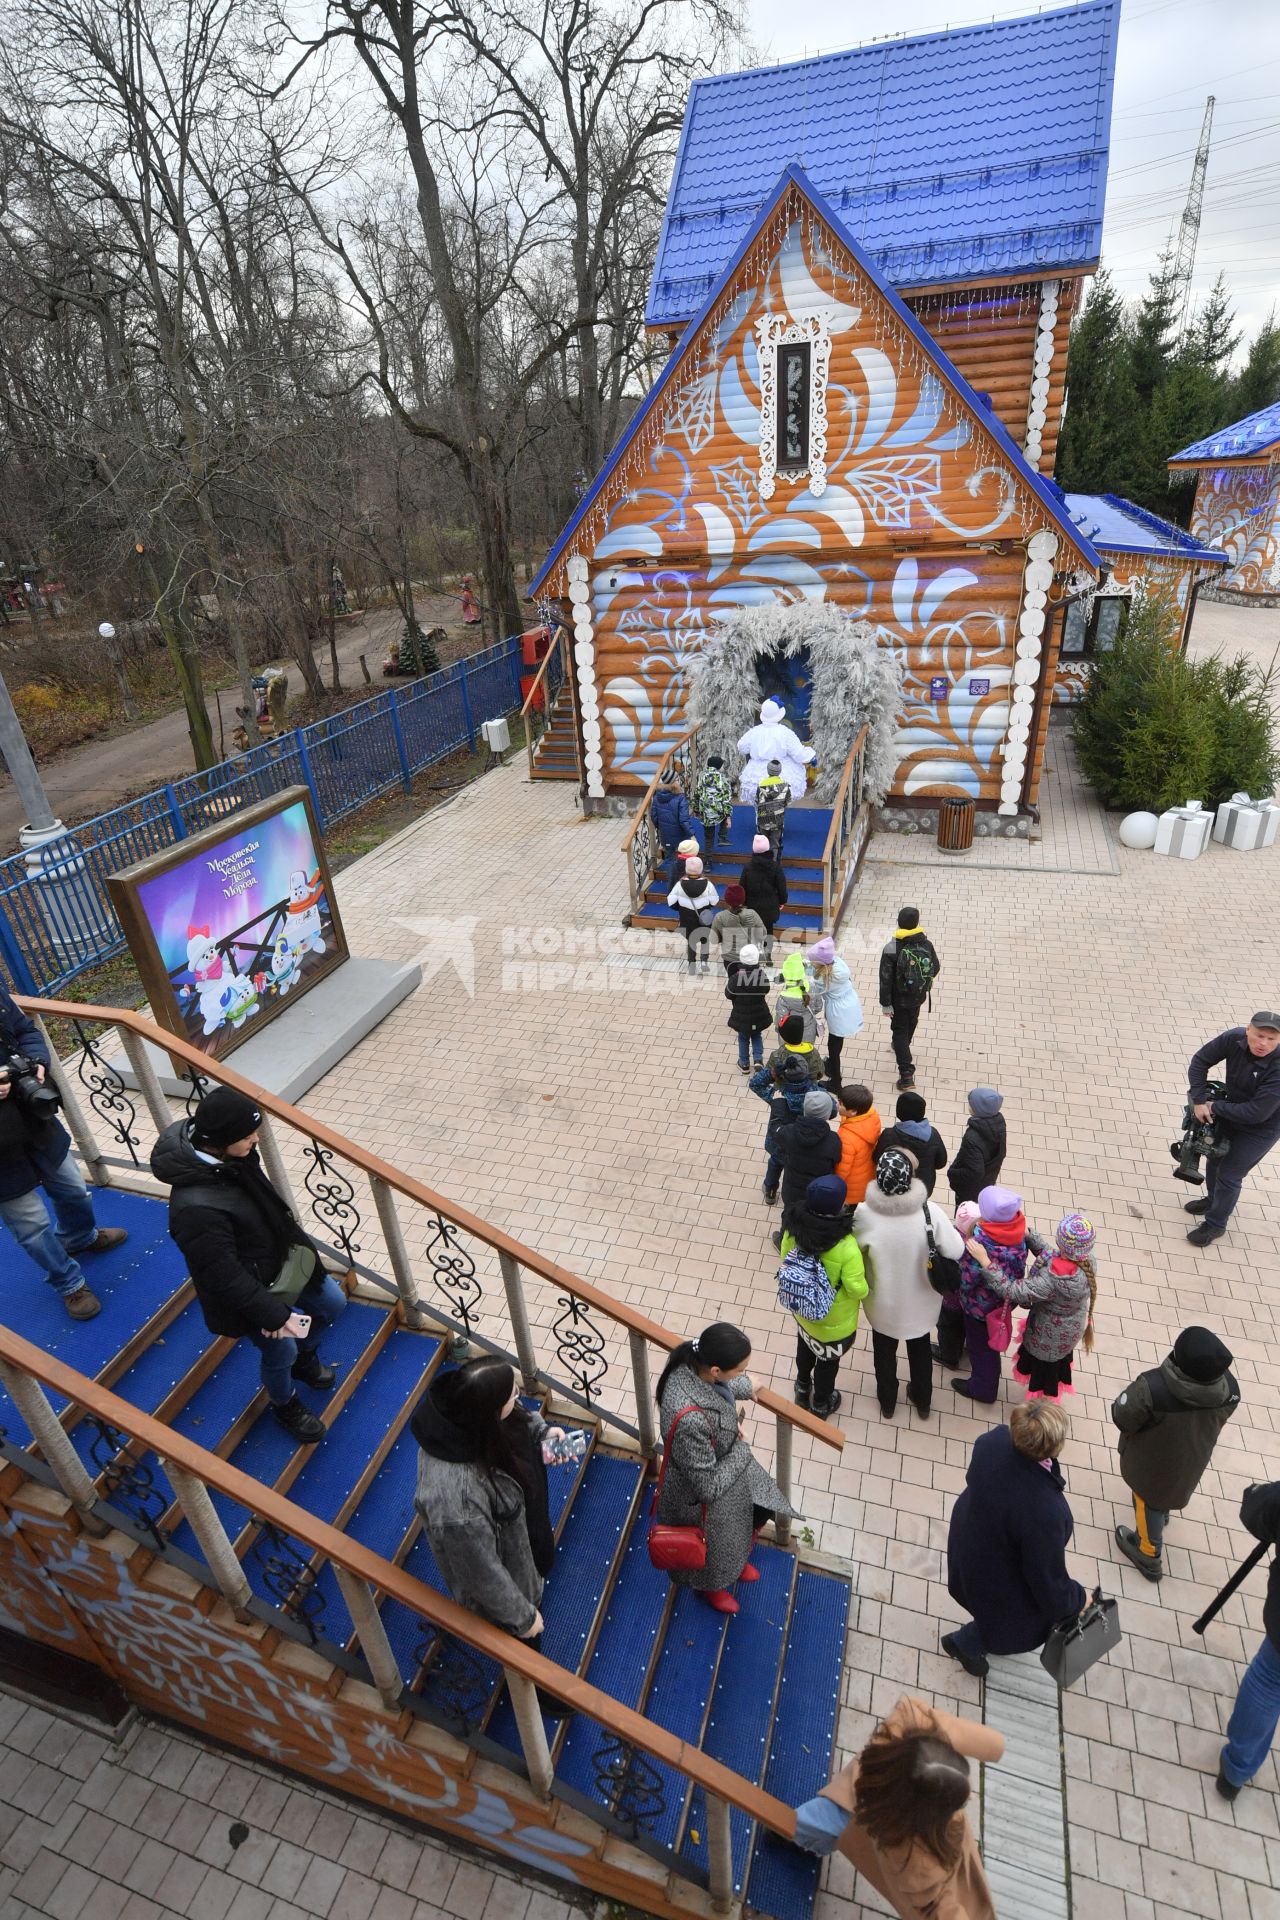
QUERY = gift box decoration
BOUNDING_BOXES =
[1212,792,1280,851]
[1154,801,1211,859]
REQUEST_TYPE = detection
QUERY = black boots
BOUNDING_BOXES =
[292,1352,337,1390]
[273,1395,325,1442]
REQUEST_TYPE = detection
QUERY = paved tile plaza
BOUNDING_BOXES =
[6,597,1280,1919]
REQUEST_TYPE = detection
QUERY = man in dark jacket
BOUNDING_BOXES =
[774,1090,843,1220]
[1111,1326,1239,1581]
[943,1402,1086,1678]
[1184,1014,1280,1246]
[0,980,127,1320]
[874,1091,948,1196]
[878,907,941,1091]
[1218,1482,1280,1800]
[150,1086,347,1442]
[651,774,694,885]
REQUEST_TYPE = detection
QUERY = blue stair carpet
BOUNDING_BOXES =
[310,1422,423,1647]
[68,1298,216,1476]
[629,1586,727,1851]
[555,1508,672,1799]
[696,804,833,860]
[238,1327,438,1610]
[0,1189,188,1440]
[681,1544,794,1890]
[745,1567,852,1920]
[485,1452,642,1756]
[166,1302,385,1561]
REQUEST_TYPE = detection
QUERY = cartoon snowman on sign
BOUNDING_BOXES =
[286,869,326,955]
[182,924,227,1036]
[269,931,303,996]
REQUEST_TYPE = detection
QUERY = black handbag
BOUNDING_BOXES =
[1040,1588,1123,1688]
[923,1202,961,1297]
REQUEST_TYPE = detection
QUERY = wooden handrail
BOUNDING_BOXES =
[17,998,842,1454]
[819,724,869,929]
[518,627,564,722]
[0,1319,798,1841]
[618,722,700,861]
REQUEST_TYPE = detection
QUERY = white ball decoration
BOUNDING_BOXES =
[1118,810,1160,850]
[1019,608,1046,639]
[1028,531,1058,562]
[568,580,590,607]
[574,642,594,666]
[1013,659,1040,685]
[566,554,588,584]
[584,750,603,772]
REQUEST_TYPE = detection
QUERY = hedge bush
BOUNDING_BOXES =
[1073,594,1279,812]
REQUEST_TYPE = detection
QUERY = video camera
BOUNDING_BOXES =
[0,1053,61,1122]
[1170,1078,1229,1185]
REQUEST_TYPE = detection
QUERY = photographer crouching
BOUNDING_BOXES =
[0,979,128,1318]
[1183,1013,1280,1248]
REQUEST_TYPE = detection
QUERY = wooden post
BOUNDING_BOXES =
[0,1362,107,1534]
[370,1175,427,1328]
[773,1412,793,1549]
[498,1251,540,1392]
[504,1666,554,1799]
[256,1115,299,1214]
[333,1566,405,1709]
[628,1331,658,1459]
[165,1461,252,1615]
[706,1792,734,1912]
[117,1025,172,1135]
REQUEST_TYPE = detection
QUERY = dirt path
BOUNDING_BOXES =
[0,597,492,853]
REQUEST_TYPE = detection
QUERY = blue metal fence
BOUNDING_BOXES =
[0,637,524,995]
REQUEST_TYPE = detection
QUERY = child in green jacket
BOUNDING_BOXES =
[779,1174,867,1418]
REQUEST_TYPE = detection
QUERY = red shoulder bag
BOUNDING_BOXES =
[647,1405,712,1572]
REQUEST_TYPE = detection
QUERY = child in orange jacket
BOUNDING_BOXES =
[836,1085,880,1204]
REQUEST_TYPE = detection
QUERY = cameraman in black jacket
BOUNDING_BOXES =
[0,980,127,1319]
[1184,1014,1280,1247]
[1217,1482,1280,1801]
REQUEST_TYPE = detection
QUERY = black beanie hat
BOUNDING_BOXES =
[898,906,920,929]
[1172,1325,1233,1383]
[896,1091,927,1122]
[191,1086,262,1151]
[779,1012,806,1044]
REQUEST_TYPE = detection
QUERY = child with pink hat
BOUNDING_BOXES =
[954,1185,1030,1404]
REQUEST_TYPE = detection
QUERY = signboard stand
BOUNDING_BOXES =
[104,786,419,1103]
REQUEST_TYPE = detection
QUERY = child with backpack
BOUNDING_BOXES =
[836,1085,881,1204]
[878,907,941,1092]
[694,754,734,850]
[666,856,718,974]
[953,1185,1030,1405]
[775,949,822,1046]
[992,1211,1099,1402]
[751,1013,827,1206]
[652,771,694,886]
[755,759,792,859]
[778,1174,867,1418]
[725,944,772,1073]
[748,1011,827,1102]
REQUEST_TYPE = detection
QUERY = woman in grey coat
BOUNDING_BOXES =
[655,1322,796,1616]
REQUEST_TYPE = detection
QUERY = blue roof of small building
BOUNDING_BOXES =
[647,0,1120,329]
[532,165,1100,597]
[1168,401,1280,465]
[1063,492,1227,563]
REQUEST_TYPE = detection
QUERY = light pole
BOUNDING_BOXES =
[0,663,57,838]
[99,621,139,720]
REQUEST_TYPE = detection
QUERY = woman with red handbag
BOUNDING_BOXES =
[651,1322,795,1616]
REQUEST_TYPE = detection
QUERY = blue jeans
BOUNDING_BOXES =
[738,1031,764,1069]
[1222,1635,1280,1787]
[764,1151,781,1197]
[0,1155,97,1297]
[247,1273,348,1406]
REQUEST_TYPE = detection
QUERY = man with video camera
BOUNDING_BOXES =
[0,979,128,1319]
[1183,1012,1280,1247]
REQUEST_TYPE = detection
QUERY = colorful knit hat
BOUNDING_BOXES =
[1055,1212,1095,1261]
[876,1149,914,1196]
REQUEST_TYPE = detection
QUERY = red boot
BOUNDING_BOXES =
[702,1589,740,1615]
[738,1562,760,1583]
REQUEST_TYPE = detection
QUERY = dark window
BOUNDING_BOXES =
[777,342,810,470]
[1061,594,1129,659]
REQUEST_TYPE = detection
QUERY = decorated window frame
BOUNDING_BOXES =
[756,311,832,501]
[1061,576,1133,659]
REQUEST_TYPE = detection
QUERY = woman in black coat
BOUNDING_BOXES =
[739,837,788,951]
[943,1402,1086,1677]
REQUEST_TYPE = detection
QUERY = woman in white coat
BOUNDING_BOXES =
[807,935,863,1088]
[853,1149,963,1423]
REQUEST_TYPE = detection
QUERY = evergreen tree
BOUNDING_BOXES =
[1187,273,1240,378]
[1129,249,1180,405]
[1055,272,1139,496]
[1230,312,1280,418]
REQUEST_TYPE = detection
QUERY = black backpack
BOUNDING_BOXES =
[895,940,936,1010]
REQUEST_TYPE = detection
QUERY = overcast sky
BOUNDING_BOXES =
[746,0,1280,350]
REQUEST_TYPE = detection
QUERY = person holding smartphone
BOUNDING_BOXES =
[151,1087,347,1443]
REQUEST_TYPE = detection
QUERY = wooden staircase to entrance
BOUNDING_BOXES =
[0,999,852,1920]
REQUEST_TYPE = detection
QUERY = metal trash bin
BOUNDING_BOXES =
[937,796,976,853]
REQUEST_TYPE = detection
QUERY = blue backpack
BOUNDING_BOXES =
[777,1246,837,1322]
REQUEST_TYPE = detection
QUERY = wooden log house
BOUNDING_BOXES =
[1168,401,1280,599]
[531,2,1122,816]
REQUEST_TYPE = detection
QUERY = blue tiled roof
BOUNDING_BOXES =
[532,166,1100,598]
[1168,401,1280,465]
[647,1,1119,329]
[1063,493,1227,563]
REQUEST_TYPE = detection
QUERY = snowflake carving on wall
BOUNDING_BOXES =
[670,368,720,454]
[848,455,942,528]
[755,310,833,500]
